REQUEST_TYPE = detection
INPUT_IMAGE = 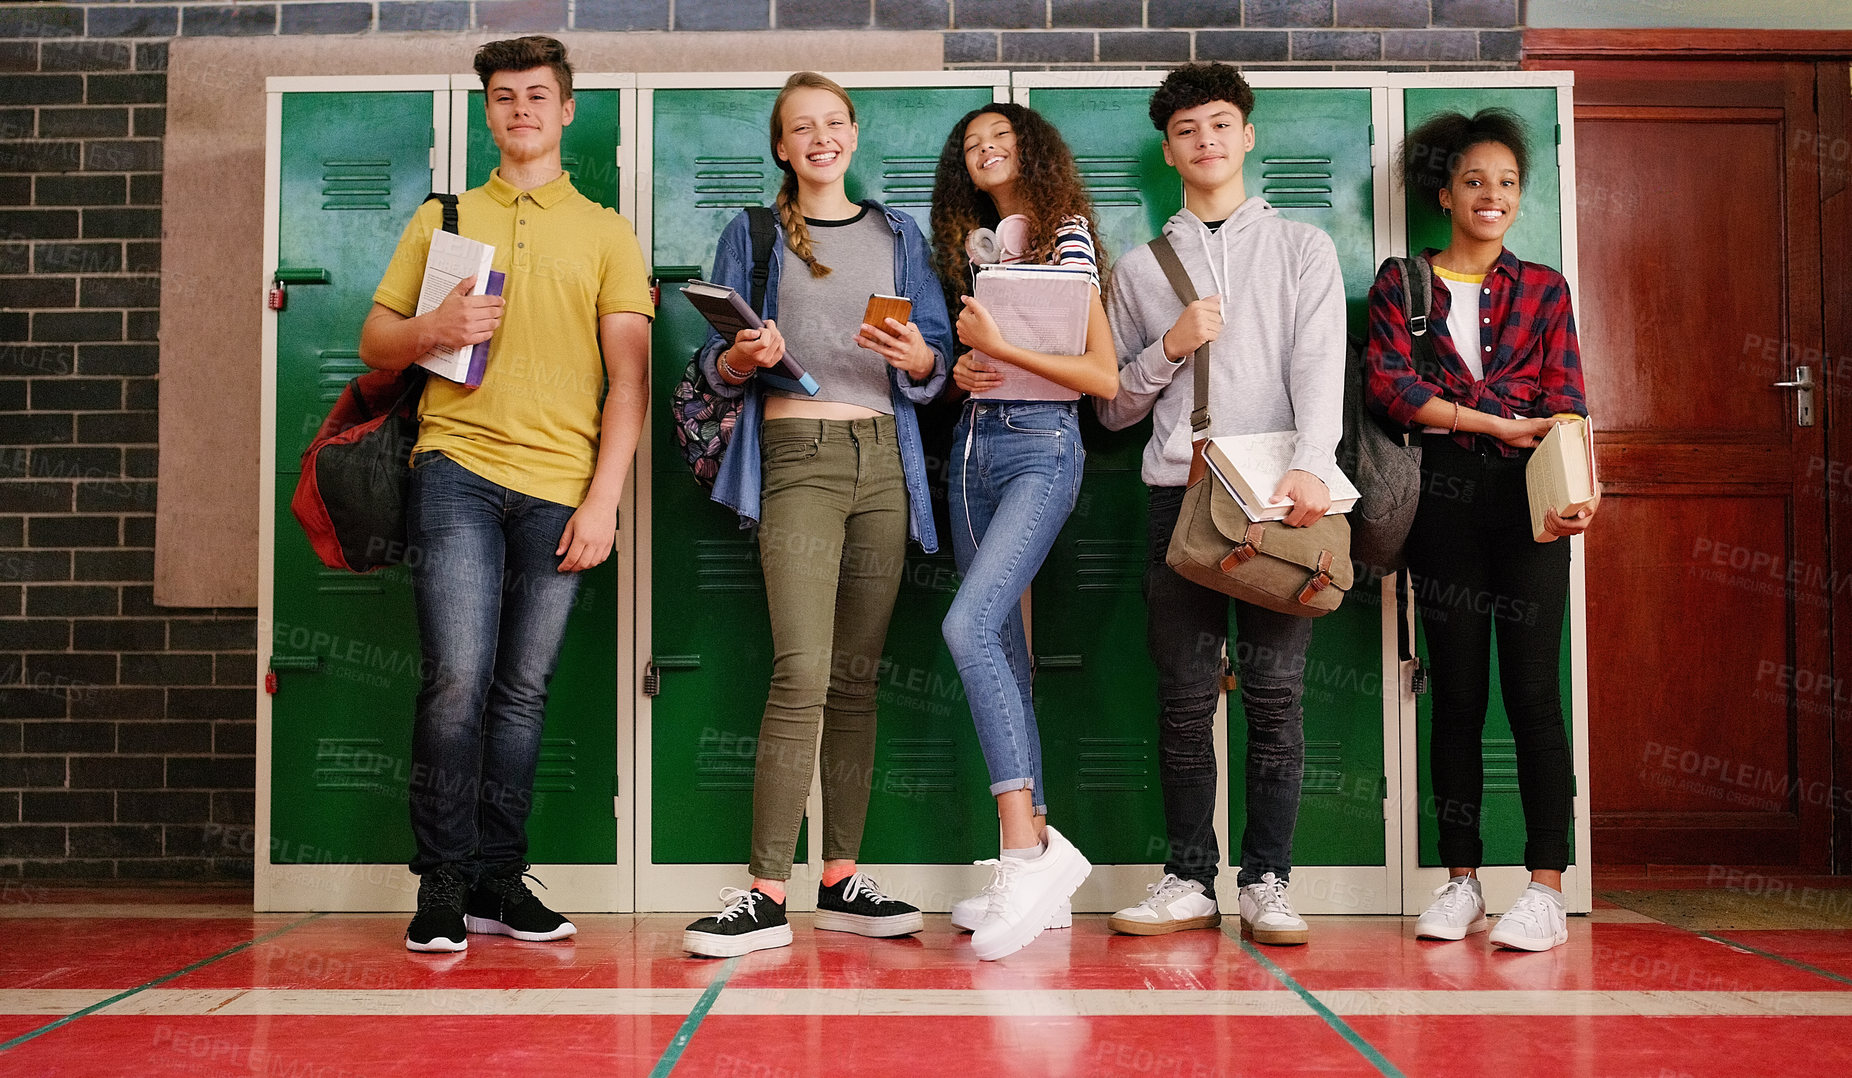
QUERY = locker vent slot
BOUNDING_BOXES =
[321,159,393,211]
[318,351,370,403]
[1078,736,1151,792]
[1301,739,1344,795]
[313,737,391,791]
[1260,156,1333,208]
[695,729,756,790]
[1075,155,1144,208]
[898,553,959,595]
[534,737,579,793]
[881,737,955,793]
[1074,539,1143,592]
[695,538,762,592]
[693,156,770,207]
[1484,738,1519,792]
[880,155,938,211]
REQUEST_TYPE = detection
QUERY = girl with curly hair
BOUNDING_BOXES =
[928,103,1118,961]
[1365,108,1597,952]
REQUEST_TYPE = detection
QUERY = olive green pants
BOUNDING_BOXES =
[748,416,907,881]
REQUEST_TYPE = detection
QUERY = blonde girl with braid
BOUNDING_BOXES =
[683,72,955,958]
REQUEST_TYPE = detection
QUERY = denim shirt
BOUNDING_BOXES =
[698,201,953,551]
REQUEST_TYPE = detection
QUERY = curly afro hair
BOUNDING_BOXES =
[1148,62,1255,133]
[1398,108,1531,213]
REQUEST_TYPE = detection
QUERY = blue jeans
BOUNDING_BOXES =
[944,401,1084,817]
[405,453,582,879]
[1144,484,1312,892]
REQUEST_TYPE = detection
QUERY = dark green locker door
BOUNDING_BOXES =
[1027,87,1386,867]
[270,90,615,866]
[1401,87,1572,868]
[648,86,999,867]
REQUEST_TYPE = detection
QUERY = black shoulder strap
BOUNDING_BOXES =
[1392,255,1440,386]
[424,192,459,235]
[1148,235,1212,436]
[745,206,777,313]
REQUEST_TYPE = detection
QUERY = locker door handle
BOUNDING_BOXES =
[272,267,332,284]
[270,655,323,672]
[1032,655,1082,670]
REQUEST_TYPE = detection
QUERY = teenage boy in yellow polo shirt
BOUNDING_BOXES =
[358,36,653,953]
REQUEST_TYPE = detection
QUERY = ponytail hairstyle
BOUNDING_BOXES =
[769,71,856,279]
[930,102,1106,308]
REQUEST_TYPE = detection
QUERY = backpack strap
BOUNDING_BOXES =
[745,206,777,313]
[1148,234,1212,436]
[423,192,459,235]
[1391,254,1441,386]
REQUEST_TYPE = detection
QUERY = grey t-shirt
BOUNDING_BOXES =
[770,207,897,414]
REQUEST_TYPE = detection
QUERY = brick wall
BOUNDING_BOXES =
[0,0,1521,881]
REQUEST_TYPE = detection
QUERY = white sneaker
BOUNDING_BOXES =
[1415,876,1488,940]
[1489,888,1568,952]
[1107,873,1221,936]
[968,826,1091,962]
[1238,872,1308,946]
[950,861,1071,932]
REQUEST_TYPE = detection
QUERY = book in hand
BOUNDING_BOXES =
[970,263,1093,402]
[413,228,503,388]
[1204,430,1361,524]
[1526,416,1597,541]
[681,280,819,396]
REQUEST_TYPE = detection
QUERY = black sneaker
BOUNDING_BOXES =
[683,887,792,957]
[465,870,577,941]
[406,866,469,953]
[814,872,924,938]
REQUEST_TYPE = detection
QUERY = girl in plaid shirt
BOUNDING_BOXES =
[1365,108,1600,954]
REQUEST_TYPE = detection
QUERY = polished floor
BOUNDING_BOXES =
[2,880,1851,1076]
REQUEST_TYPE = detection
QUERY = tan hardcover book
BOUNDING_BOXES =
[1204,430,1361,523]
[1526,417,1597,541]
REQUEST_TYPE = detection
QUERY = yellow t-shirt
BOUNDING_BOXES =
[373,169,655,508]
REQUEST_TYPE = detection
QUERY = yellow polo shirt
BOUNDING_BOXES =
[373,169,654,508]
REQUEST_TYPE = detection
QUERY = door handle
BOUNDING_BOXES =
[1769,364,1815,427]
[643,655,700,697]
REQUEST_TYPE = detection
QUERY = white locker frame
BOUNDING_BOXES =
[259,68,1586,918]
[256,74,640,913]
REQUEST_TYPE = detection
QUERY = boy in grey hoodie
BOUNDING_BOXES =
[1099,63,1346,945]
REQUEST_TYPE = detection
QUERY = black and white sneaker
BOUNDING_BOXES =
[814,873,924,937]
[406,866,469,953]
[465,870,577,942]
[683,887,792,957]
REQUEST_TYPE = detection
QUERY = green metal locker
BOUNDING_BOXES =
[1402,86,1574,868]
[269,89,618,868]
[646,86,1000,868]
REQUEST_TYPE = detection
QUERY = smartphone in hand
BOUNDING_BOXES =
[863,293,913,331]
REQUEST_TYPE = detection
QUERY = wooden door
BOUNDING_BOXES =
[1530,57,1833,868]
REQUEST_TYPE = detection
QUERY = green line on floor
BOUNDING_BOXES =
[1699,931,1852,988]
[1235,931,1407,1078]
[649,955,740,1077]
[0,912,326,1054]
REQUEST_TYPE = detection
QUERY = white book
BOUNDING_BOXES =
[1526,416,1597,541]
[970,263,1092,402]
[413,229,501,388]
[1204,430,1361,523]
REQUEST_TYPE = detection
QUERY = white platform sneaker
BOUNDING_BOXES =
[950,860,1071,932]
[968,826,1091,962]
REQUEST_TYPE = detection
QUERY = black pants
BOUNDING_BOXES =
[1407,437,1572,872]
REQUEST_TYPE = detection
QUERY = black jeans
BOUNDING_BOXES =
[1144,485,1313,893]
[1407,437,1572,872]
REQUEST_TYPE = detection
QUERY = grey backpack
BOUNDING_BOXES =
[1338,255,1437,580]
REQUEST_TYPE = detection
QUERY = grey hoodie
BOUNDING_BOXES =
[1099,198,1346,489]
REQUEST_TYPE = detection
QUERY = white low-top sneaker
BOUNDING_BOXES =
[1107,873,1221,936]
[1237,872,1309,946]
[1489,888,1568,952]
[1415,876,1488,940]
[950,860,1070,932]
[969,826,1091,962]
